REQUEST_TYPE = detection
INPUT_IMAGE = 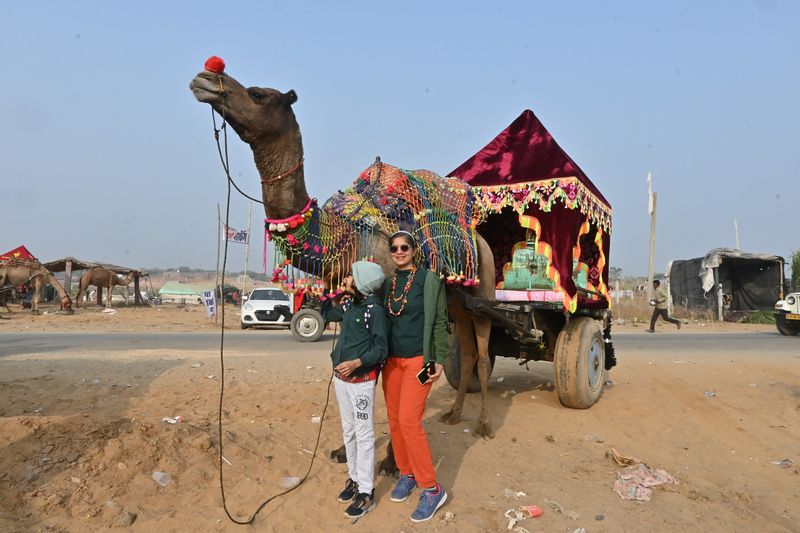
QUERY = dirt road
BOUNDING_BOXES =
[0,306,798,532]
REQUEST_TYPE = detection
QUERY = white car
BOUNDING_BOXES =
[774,291,800,336]
[240,288,293,329]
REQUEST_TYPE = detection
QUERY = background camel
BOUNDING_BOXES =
[0,263,73,315]
[190,65,497,438]
[75,267,135,308]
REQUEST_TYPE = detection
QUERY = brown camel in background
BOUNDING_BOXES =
[190,66,497,438]
[0,263,73,315]
[75,267,135,308]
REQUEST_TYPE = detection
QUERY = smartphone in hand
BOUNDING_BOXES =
[416,361,436,385]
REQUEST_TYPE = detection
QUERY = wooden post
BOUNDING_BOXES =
[134,275,142,305]
[64,260,73,299]
[96,287,103,306]
[715,268,723,321]
[647,172,657,300]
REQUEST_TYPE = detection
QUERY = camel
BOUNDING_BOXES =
[0,263,73,314]
[75,267,136,308]
[190,67,497,440]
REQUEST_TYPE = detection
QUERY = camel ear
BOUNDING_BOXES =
[285,90,297,106]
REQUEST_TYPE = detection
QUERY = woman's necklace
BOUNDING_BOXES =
[386,267,417,317]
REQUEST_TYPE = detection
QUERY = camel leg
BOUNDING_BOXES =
[440,306,477,425]
[75,284,84,308]
[31,277,42,315]
[473,315,494,438]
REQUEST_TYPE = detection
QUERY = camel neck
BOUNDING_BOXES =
[254,128,309,220]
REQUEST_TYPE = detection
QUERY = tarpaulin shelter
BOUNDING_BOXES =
[667,248,785,320]
[42,257,148,306]
[448,110,612,312]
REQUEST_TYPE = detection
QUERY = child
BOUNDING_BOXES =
[321,261,388,519]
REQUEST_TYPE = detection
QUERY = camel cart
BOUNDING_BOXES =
[430,109,615,409]
[289,110,615,409]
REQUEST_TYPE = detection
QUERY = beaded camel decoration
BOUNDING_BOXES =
[267,161,481,296]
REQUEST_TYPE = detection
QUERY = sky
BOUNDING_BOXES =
[1,1,798,277]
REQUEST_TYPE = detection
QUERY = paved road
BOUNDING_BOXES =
[0,330,797,358]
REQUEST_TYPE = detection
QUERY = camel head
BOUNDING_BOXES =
[190,69,299,145]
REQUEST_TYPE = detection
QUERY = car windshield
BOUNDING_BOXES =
[250,289,289,301]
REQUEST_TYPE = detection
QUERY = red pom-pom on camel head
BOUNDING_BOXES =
[204,56,225,74]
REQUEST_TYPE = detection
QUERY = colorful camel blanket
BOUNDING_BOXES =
[267,162,481,295]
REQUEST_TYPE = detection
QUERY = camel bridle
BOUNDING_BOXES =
[205,74,332,527]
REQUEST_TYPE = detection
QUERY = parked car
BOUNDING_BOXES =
[774,292,800,336]
[240,288,292,329]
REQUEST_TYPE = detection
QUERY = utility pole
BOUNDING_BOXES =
[647,172,657,300]
[242,202,252,298]
[734,218,741,250]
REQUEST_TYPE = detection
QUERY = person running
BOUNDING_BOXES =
[382,230,449,523]
[648,279,681,332]
[321,261,388,519]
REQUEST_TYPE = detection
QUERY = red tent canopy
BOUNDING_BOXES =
[0,245,37,261]
[448,109,610,208]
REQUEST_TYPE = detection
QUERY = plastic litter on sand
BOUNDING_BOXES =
[151,471,171,487]
[280,476,300,489]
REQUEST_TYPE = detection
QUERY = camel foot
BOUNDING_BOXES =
[439,405,463,425]
[61,308,74,315]
[475,412,495,439]
[31,310,41,316]
[378,453,399,478]
[329,445,347,464]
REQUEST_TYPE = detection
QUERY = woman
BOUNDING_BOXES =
[382,230,449,523]
[321,261,388,519]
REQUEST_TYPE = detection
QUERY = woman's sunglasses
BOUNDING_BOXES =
[389,244,411,253]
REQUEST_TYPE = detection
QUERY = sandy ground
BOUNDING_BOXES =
[1,303,799,532]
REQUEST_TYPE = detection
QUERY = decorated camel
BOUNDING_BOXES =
[190,59,498,438]
[0,262,73,314]
[75,267,136,308]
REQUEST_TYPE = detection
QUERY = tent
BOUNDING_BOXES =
[448,110,612,312]
[0,245,37,262]
[668,248,785,320]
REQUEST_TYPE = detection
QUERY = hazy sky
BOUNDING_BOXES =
[2,1,797,276]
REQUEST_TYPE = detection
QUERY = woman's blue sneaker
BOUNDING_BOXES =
[410,483,447,522]
[390,475,417,502]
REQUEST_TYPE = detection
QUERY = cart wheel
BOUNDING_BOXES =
[554,317,605,409]
[775,314,800,336]
[290,308,325,342]
[444,333,496,393]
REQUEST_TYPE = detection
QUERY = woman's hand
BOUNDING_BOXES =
[335,359,362,377]
[428,363,444,383]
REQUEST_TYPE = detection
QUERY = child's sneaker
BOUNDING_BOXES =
[390,474,416,502]
[337,478,358,503]
[344,490,375,518]
[410,483,447,523]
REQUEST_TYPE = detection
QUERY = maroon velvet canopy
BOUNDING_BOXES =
[448,109,610,208]
[448,110,611,311]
